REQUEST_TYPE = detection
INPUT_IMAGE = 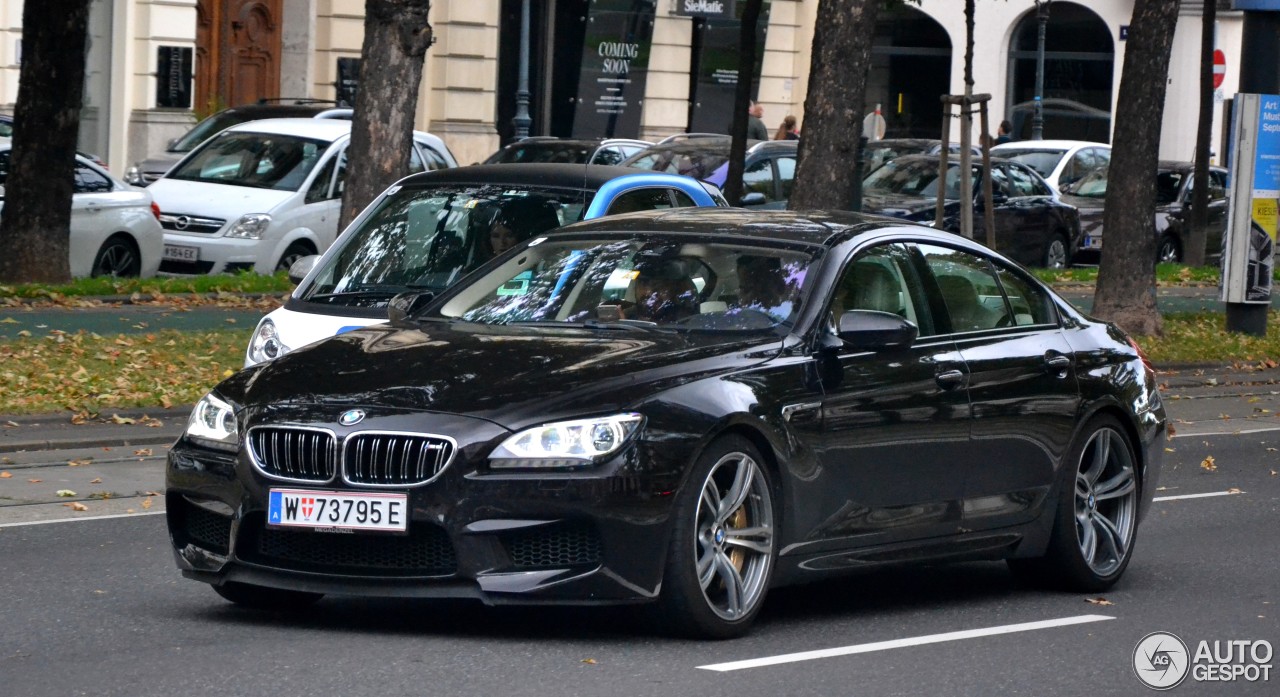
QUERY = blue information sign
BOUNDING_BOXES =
[1253,96,1280,198]
[1234,1,1280,10]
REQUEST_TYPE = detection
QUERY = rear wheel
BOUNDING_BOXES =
[1043,233,1070,269]
[275,241,315,273]
[213,581,323,611]
[91,234,141,277]
[659,435,776,639]
[1156,235,1181,263]
[1009,415,1139,591]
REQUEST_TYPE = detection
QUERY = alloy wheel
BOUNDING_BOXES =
[1044,237,1068,269]
[93,241,138,277]
[1157,238,1180,263]
[1073,427,1137,577]
[693,450,774,621]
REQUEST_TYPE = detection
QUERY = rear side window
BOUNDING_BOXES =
[74,163,113,193]
[743,159,776,202]
[917,244,1008,333]
[992,264,1057,326]
[606,188,688,215]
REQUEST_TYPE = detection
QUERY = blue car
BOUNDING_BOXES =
[245,164,726,366]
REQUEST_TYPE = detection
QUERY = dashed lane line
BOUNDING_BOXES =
[1153,490,1243,502]
[697,614,1116,672]
[0,510,164,528]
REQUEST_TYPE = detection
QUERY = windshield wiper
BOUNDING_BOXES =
[307,286,404,304]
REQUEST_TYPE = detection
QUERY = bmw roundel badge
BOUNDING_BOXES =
[339,409,366,426]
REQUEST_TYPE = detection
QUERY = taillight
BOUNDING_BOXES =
[1127,336,1155,375]
[151,201,161,221]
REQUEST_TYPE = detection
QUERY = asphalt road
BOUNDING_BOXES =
[0,387,1276,696]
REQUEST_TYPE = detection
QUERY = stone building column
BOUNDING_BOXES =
[426,0,500,166]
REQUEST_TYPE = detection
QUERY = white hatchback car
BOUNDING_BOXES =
[0,143,163,277]
[990,140,1111,195]
[148,118,456,274]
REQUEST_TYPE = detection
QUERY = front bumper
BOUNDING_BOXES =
[165,413,685,605]
[161,231,277,275]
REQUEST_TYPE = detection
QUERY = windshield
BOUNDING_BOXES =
[432,237,815,334]
[302,184,592,306]
[863,159,971,199]
[1063,166,1108,197]
[993,149,1067,178]
[170,111,252,153]
[167,132,329,190]
[486,141,595,165]
[623,145,731,181]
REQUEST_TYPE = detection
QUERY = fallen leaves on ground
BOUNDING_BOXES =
[134,448,153,457]
[1201,455,1218,472]
[27,478,41,483]
[110,414,135,425]
[581,658,597,665]
[63,502,88,511]
[67,458,92,467]
[1228,487,1243,494]
[141,497,153,510]
[0,471,10,478]
[1086,598,1115,606]
[55,489,76,497]
[89,478,102,484]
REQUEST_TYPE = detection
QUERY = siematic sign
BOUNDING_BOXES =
[675,0,735,19]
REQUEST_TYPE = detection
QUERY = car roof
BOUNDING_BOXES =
[988,138,1111,149]
[550,207,911,248]
[397,163,674,190]
[226,118,355,141]
[219,101,344,117]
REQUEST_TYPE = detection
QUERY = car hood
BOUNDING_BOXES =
[147,178,296,217]
[138,154,182,176]
[1058,193,1105,213]
[861,192,945,219]
[218,321,783,431]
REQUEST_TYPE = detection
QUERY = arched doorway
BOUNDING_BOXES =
[1006,2,1114,142]
[196,0,283,113]
[866,5,952,139]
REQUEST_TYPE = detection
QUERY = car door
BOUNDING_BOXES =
[806,242,973,546]
[917,243,1080,530]
[740,157,782,209]
[1206,169,1230,257]
[69,160,119,255]
[1003,163,1060,266]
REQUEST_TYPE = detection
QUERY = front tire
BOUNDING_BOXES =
[275,242,315,273]
[659,435,777,639]
[1156,235,1181,263]
[1010,415,1139,592]
[1043,233,1070,269]
[213,581,323,611]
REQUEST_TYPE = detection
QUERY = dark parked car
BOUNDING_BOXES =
[622,135,797,209]
[862,154,1082,268]
[864,137,983,173]
[483,137,652,166]
[167,208,1165,638]
[124,100,355,185]
[1062,161,1230,263]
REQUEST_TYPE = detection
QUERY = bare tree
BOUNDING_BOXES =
[722,0,764,206]
[1185,0,1219,268]
[1092,0,1181,337]
[0,0,90,283]
[787,0,883,210]
[338,0,434,230]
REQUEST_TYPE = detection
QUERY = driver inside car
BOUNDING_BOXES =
[623,257,700,323]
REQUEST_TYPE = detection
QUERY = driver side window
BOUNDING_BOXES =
[829,244,934,336]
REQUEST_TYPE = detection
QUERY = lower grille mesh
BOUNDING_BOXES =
[240,515,456,576]
[182,500,232,555]
[502,523,603,569]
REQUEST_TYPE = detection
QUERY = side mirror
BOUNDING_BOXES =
[835,310,918,351]
[386,291,435,326]
[739,192,767,207]
[286,255,319,284]
[166,138,180,150]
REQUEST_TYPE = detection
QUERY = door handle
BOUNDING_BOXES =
[935,369,965,390]
[1045,353,1071,375]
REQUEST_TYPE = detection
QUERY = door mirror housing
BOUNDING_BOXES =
[286,255,319,284]
[387,291,436,326]
[835,310,918,351]
[739,192,767,207]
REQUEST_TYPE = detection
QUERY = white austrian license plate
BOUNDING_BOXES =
[1084,235,1102,250]
[163,244,199,262]
[267,489,408,532]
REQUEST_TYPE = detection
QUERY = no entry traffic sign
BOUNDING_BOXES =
[1214,49,1227,90]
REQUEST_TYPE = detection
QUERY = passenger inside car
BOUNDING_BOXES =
[624,257,701,322]
[935,274,1001,332]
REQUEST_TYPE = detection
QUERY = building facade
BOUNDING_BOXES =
[0,1,1247,175]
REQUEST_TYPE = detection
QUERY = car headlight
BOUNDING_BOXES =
[185,393,240,452]
[489,414,643,469]
[246,319,290,366]
[124,165,145,186]
[226,214,273,239]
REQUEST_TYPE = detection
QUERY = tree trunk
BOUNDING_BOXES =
[787,0,881,211]
[0,0,90,283]
[722,0,763,206]
[1092,0,1180,337]
[1186,0,1218,268]
[338,0,433,230]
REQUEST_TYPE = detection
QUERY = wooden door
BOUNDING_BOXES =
[195,0,282,112]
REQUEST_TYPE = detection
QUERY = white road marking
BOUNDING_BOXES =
[1153,490,1243,502]
[1170,424,1280,439]
[696,614,1115,672]
[0,510,165,528]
